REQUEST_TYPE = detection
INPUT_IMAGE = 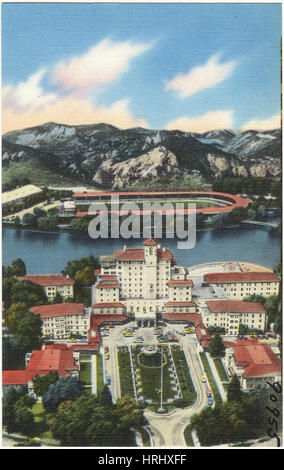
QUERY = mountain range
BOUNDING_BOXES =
[2,122,281,189]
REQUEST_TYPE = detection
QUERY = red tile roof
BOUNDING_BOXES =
[144,237,159,246]
[30,303,84,318]
[100,275,118,281]
[2,344,78,385]
[168,279,194,287]
[225,340,281,378]
[26,347,78,376]
[18,274,74,286]
[96,281,121,288]
[113,246,174,262]
[92,302,126,308]
[2,370,35,385]
[204,271,279,284]
[207,300,266,314]
[114,248,144,261]
[163,312,203,327]
[165,301,196,307]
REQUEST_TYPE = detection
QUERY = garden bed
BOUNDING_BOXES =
[118,346,135,398]
[132,345,176,404]
[171,345,196,406]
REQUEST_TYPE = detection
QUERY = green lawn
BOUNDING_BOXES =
[80,353,91,361]
[133,345,176,403]
[138,427,151,447]
[171,346,196,405]
[118,348,135,398]
[79,362,91,385]
[184,425,195,447]
[213,358,229,382]
[96,354,104,394]
[30,402,54,440]
[199,352,223,406]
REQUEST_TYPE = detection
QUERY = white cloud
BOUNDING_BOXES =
[165,110,234,133]
[2,69,57,111]
[2,40,150,133]
[240,114,281,131]
[165,53,237,99]
[2,91,148,134]
[51,38,152,94]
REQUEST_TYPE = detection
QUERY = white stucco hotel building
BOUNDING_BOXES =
[18,274,74,300]
[92,238,196,327]
[203,271,280,300]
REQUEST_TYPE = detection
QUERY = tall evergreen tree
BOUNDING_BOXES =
[227,374,242,403]
[208,333,225,357]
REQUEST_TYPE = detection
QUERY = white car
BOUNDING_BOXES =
[100,331,109,337]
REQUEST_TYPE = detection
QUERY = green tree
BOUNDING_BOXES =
[3,387,35,435]
[74,266,96,286]
[50,394,142,447]
[42,375,82,412]
[98,384,113,407]
[2,336,27,370]
[227,374,242,403]
[13,403,35,436]
[63,255,100,279]
[6,304,42,351]
[32,372,59,397]
[208,333,225,357]
[11,258,27,276]
[5,302,28,331]
[9,279,48,308]
[210,213,230,229]
[33,207,47,218]
[37,215,58,230]
[23,213,37,227]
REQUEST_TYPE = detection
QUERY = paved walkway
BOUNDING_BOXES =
[91,354,97,395]
[205,352,227,402]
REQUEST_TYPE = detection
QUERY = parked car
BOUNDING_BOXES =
[157,335,168,342]
[200,374,206,383]
[208,397,214,406]
[123,331,133,337]
[154,328,163,335]
[134,336,144,343]
[100,331,109,337]
[104,347,109,353]
[206,388,212,397]
[106,376,111,385]
[184,328,195,334]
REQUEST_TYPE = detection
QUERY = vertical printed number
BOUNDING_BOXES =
[266,381,281,447]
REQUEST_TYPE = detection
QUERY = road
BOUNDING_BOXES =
[144,334,208,447]
[99,323,212,447]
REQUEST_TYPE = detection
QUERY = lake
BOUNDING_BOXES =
[2,225,281,274]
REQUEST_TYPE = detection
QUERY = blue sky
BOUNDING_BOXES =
[2,2,282,133]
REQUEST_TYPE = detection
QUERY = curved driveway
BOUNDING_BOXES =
[144,335,208,447]
[101,324,209,446]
